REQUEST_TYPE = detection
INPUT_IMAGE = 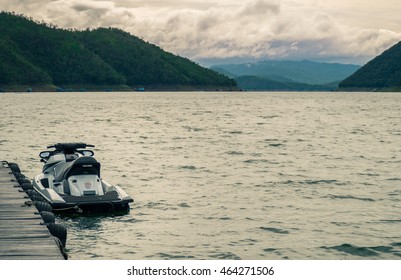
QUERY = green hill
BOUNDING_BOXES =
[339,41,401,91]
[0,12,236,91]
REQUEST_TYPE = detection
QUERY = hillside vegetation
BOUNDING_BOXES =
[0,12,236,91]
[339,41,401,91]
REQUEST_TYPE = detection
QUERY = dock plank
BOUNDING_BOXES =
[0,238,63,259]
[0,162,65,260]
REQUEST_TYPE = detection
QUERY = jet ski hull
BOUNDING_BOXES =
[33,177,133,214]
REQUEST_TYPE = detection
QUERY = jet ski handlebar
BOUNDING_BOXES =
[39,143,95,161]
[47,143,95,150]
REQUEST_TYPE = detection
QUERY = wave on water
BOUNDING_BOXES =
[260,227,290,234]
[324,195,376,202]
[279,179,348,186]
[209,252,241,260]
[179,165,197,170]
[226,151,244,155]
[321,243,401,258]
[148,253,196,259]
[386,177,401,181]
[300,179,346,185]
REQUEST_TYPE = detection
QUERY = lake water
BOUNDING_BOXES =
[1,91,401,260]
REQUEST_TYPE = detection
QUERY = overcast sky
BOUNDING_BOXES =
[2,0,401,65]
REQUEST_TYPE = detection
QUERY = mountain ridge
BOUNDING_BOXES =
[0,12,237,91]
[211,60,360,91]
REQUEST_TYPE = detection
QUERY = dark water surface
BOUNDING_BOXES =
[1,91,401,259]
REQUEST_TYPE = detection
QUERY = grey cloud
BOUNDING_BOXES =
[240,0,281,16]
[136,3,401,64]
[115,0,217,10]
[196,17,215,32]
[1,0,400,64]
[71,3,108,13]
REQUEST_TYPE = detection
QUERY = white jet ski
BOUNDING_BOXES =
[32,143,133,214]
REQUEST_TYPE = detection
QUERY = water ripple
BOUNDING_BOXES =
[321,243,401,258]
[325,195,376,202]
[260,227,290,234]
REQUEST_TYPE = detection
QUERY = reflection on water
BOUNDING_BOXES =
[64,216,104,230]
[1,91,401,259]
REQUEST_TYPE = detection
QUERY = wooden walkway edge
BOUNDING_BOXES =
[0,162,65,260]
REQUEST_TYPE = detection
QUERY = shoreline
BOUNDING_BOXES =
[0,84,241,93]
[3,85,401,93]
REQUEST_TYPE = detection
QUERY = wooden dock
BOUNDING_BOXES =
[0,161,65,260]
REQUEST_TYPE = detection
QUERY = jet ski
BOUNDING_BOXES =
[32,143,134,214]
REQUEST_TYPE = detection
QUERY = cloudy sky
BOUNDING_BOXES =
[2,0,401,65]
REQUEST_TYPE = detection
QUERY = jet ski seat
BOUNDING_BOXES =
[54,156,101,182]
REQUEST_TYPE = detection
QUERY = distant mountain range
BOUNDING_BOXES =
[0,12,236,91]
[211,60,361,91]
[339,41,401,91]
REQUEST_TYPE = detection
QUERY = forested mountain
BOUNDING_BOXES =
[339,41,401,91]
[0,12,236,91]
[211,60,360,87]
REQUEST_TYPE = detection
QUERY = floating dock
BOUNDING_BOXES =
[0,161,66,260]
